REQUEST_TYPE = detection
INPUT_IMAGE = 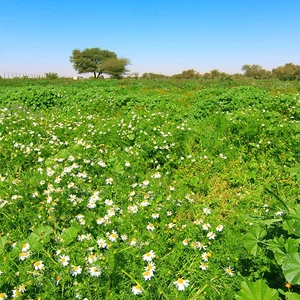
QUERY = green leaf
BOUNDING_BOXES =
[28,226,54,250]
[235,280,278,300]
[283,219,300,237]
[0,236,8,254]
[286,208,300,221]
[282,253,300,285]
[127,133,135,141]
[60,226,80,245]
[244,227,267,256]
[264,188,289,210]
[267,236,286,265]
[114,162,124,175]
[268,237,299,265]
[285,292,300,300]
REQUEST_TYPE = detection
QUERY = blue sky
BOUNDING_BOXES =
[1,0,299,77]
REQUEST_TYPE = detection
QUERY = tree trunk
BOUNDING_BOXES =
[93,72,96,78]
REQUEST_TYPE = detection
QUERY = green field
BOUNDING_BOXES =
[0,78,299,299]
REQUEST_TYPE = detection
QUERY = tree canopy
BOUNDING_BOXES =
[70,48,130,78]
[241,64,272,79]
[272,63,300,81]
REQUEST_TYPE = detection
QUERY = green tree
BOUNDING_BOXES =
[241,64,272,79]
[45,72,59,80]
[272,63,300,80]
[172,69,201,79]
[70,47,129,78]
[99,57,130,79]
[203,69,229,80]
[141,73,167,79]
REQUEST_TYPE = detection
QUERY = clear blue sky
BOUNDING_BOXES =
[1,0,299,77]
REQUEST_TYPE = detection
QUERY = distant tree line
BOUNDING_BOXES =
[136,63,300,81]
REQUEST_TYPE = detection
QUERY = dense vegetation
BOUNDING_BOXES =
[0,78,299,299]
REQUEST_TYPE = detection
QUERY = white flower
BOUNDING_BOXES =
[203,208,211,215]
[70,265,82,276]
[142,250,156,262]
[182,239,189,246]
[89,266,101,277]
[275,210,284,216]
[104,199,114,206]
[128,205,138,214]
[98,160,107,167]
[145,262,156,273]
[152,172,161,179]
[202,223,211,231]
[207,232,216,240]
[143,270,154,280]
[59,254,70,266]
[19,251,31,261]
[18,284,26,292]
[21,243,30,252]
[121,234,128,241]
[152,213,160,219]
[125,161,131,167]
[130,238,137,246]
[106,178,113,185]
[97,238,107,249]
[142,180,150,186]
[216,225,224,232]
[224,266,235,277]
[147,223,155,231]
[196,242,207,250]
[200,262,208,270]
[173,278,189,291]
[87,253,98,264]
[33,261,44,270]
[108,230,118,242]
[202,252,212,262]
[132,284,143,295]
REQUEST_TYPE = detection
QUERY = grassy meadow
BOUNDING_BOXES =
[0,78,299,299]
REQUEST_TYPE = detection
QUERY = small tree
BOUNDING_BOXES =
[70,47,130,79]
[203,69,229,80]
[99,57,130,79]
[172,69,201,79]
[45,72,59,80]
[141,73,167,79]
[241,64,272,79]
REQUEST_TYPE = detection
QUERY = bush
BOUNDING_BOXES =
[45,72,59,80]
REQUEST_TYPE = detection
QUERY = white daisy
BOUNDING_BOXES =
[89,266,101,277]
[173,278,189,291]
[142,250,156,262]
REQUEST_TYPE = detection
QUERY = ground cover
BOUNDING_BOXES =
[0,79,299,299]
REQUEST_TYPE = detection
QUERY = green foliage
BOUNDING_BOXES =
[235,279,279,300]
[241,189,300,296]
[244,227,267,256]
[273,63,300,81]
[45,72,59,80]
[172,69,201,79]
[69,47,130,78]
[283,254,300,285]
[0,86,65,109]
[0,79,298,298]
[99,57,130,79]
[242,64,273,79]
